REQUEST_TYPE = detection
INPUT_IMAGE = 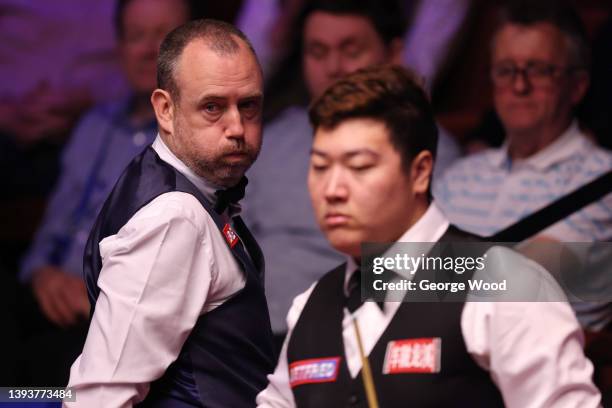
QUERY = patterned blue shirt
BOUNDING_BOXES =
[434,121,612,241]
[20,97,157,282]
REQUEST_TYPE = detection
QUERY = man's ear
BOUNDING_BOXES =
[410,150,434,197]
[387,38,405,65]
[570,70,590,106]
[151,89,175,135]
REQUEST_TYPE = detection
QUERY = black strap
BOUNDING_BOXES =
[490,169,612,242]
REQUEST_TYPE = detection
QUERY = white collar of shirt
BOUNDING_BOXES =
[343,202,450,294]
[488,120,585,171]
[152,134,222,208]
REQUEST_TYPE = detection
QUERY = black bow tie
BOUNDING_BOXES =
[346,269,384,313]
[214,176,248,214]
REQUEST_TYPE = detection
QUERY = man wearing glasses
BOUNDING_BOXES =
[434,1,612,331]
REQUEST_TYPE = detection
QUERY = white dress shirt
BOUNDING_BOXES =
[256,203,601,408]
[66,136,246,407]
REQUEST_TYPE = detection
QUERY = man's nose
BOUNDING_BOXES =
[225,106,245,140]
[325,52,346,79]
[512,70,532,95]
[324,167,349,202]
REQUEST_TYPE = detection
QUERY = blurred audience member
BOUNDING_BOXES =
[237,0,471,87]
[0,1,131,197]
[244,0,461,344]
[435,0,612,330]
[14,0,190,385]
[0,1,131,145]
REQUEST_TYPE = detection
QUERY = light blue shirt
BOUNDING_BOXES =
[20,98,157,282]
[434,121,612,241]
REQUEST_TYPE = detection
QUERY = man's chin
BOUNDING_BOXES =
[216,166,251,187]
[326,232,362,257]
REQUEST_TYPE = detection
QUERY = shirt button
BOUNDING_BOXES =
[132,131,147,146]
[348,394,359,405]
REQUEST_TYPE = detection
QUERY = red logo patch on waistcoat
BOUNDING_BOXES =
[223,223,239,248]
[382,338,441,374]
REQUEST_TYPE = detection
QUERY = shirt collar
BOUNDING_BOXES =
[343,202,450,293]
[488,120,584,171]
[151,134,221,207]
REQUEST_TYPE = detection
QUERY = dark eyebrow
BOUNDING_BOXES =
[239,93,263,102]
[310,148,329,158]
[198,94,227,101]
[197,92,263,104]
[339,38,360,48]
[343,150,378,159]
[310,148,379,159]
[305,38,326,47]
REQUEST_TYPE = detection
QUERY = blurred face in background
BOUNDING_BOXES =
[491,22,588,139]
[118,0,189,95]
[302,12,402,99]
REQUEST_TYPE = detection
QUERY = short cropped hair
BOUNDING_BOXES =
[299,0,407,46]
[157,19,258,99]
[494,0,590,69]
[309,65,438,176]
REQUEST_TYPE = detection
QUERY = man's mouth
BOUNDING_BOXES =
[324,212,350,227]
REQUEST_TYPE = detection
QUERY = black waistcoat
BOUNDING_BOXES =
[287,226,504,408]
[83,146,274,407]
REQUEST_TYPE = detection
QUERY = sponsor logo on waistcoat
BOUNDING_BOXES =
[223,224,239,248]
[289,357,341,387]
[383,338,441,374]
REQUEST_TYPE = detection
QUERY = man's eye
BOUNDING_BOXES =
[239,100,261,116]
[204,103,219,112]
[311,163,329,171]
[349,164,373,172]
[307,44,327,60]
[202,103,223,116]
[343,44,363,59]
[494,66,515,78]
[527,64,555,78]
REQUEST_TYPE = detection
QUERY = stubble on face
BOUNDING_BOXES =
[173,111,260,187]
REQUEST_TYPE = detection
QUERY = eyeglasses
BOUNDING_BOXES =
[490,61,580,88]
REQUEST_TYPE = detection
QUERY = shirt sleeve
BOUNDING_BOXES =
[66,192,215,407]
[256,283,316,408]
[462,247,601,407]
[463,301,601,408]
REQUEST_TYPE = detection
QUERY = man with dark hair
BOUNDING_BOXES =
[256,65,600,407]
[435,0,612,330]
[244,0,461,347]
[66,19,275,407]
[17,0,189,386]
